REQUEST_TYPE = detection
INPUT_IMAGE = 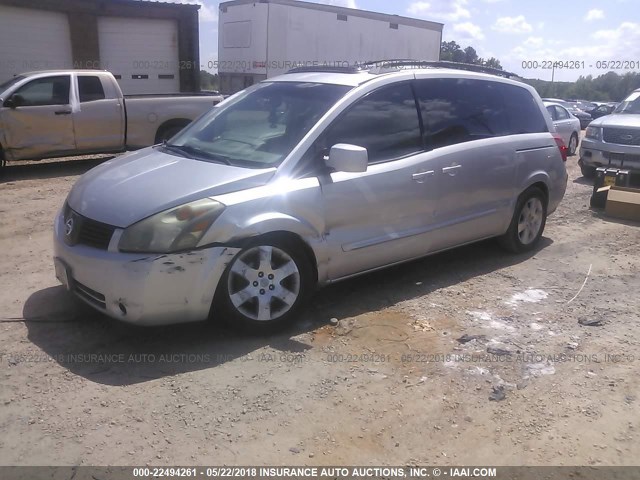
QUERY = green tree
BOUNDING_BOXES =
[463,46,479,64]
[440,41,466,63]
[521,71,640,102]
[199,70,219,91]
[482,57,503,70]
[440,40,503,70]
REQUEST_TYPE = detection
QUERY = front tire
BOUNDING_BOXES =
[215,236,314,333]
[498,187,547,253]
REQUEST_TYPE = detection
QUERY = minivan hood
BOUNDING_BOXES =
[590,114,640,128]
[67,147,276,227]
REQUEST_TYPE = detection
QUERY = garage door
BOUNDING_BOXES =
[98,17,180,95]
[0,5,73,83]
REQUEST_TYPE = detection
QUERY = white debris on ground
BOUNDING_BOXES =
[506,289,549,306]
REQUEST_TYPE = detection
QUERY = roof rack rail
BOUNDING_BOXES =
[286,65,363,74]
[362,59,518,78]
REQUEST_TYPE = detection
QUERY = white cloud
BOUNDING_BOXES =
[492,15,533,34]
[452,22,485,41]
[407,0,470,22]
[523,36,543,48]
[504,21,640,80]
[584,9,604,22]
[318,0,358,8]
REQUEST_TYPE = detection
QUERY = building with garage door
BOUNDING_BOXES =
[0,0,200,94]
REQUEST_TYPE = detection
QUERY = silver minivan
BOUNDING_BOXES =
[53,65,568,332]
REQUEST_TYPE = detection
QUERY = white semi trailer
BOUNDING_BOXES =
[217,0,443,94]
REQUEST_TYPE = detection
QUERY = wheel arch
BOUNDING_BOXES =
[154,118,192,144]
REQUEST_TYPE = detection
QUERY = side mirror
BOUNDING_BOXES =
[4,94,24,108]
[326,143,368,173]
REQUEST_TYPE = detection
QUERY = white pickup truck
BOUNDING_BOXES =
[0,70,223,169]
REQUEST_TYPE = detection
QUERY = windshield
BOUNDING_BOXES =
[167,81,351,168]
[0,75,25,94]
[614,91,640,114]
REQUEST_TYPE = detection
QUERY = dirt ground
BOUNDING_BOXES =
[1,140,639,467]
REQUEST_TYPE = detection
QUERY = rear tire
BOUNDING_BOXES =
[214,235,314,334]
[154,121,190,144]
[568,133,578,156]
[498,187,547,253]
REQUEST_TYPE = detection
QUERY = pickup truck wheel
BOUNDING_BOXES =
[580,164,596,179]
[155,121,189,144]
[498,187,547,253]
[215,236,313,334]
[568,133,578,156]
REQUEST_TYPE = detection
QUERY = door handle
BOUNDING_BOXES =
[442,164,462,176]
[412,170,434,183]
[55,110,72,115]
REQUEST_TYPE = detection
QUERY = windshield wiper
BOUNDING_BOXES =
[162,143,232,165]
[160,142,191,158]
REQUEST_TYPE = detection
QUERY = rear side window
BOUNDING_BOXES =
[501,83,548,134]
[546,105,557,120]
[78,76,105,102]
[322,83,422,163]
[555,106,570,120]
[415,78,510,150]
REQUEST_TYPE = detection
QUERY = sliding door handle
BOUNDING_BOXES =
[442,164,462,176]
[412,170,435,183]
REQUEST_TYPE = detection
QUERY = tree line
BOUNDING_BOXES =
[440,40,640,102]
[521,72,640,102]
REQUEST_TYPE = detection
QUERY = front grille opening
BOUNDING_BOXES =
[74,280,107,310]
[603,128,640,146]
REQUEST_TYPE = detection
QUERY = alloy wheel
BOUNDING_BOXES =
[227,245,301,321]
[517,197,544,245]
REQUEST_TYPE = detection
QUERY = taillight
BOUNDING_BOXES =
[553,135,568,162]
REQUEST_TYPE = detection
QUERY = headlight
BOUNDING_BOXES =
[119,199,225,253]
[585,126,602,141]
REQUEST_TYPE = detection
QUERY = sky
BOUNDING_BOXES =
[170,0,640,82]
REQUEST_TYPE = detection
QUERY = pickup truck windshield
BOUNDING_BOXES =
[168,82,351,168]
[614,91,640,114]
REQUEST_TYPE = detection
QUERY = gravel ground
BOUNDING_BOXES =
[0,140,639,466]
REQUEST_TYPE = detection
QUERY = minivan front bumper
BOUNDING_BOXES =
[53,210,240,325]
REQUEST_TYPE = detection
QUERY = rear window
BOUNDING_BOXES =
[78,76,105,102]
[415,78,547,150]
[502,83,548,134]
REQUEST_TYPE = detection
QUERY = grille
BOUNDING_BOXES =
[63,204,116,250]
[74,280,106,309]
[78,217,115,249]
[603,128,640,145]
